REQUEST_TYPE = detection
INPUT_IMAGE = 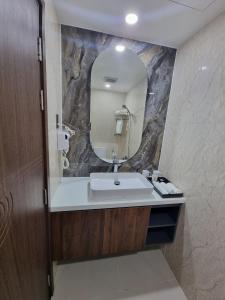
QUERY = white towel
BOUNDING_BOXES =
[153,182,169,195]
[115,119,123,134]
[165,183,181,194]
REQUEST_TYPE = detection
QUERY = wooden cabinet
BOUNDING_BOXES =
[51,207,150,261]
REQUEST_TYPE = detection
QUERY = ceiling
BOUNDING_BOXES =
[91,48,147,93]
[53,0,225,48]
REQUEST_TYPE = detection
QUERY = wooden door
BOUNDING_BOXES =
[102,207,150,256]
[0,1,49,300]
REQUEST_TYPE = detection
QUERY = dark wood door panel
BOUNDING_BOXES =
[0,0,49,299]
[0,232,23,299]
[0,161,47,300]
[0,0,43,178]
[0,185,13,250]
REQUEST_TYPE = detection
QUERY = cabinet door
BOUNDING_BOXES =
[51,210,104,261]
[62,210,104,260]
[102,207,150,256]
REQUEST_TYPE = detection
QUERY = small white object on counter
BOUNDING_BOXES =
[142,170,150,177]
[165,182,181,194]
[50,177,185,212]
[152,181,182,195]
[152,170,160,182]
[153,181,169,195]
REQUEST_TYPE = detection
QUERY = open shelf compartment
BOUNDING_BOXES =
[145,205,181,246]
[145,227,175,245]
[149,206,180,228]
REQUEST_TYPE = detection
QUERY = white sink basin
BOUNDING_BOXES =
[89,172,153,201]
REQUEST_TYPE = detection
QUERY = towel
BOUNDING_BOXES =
[115,119,123,135]
[153,182,169,195]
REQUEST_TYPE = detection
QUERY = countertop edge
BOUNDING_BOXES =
[50,197,185,212]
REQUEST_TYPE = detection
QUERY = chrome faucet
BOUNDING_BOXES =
[112,156,120,185]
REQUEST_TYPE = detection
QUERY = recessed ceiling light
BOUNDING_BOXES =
[199,66,207,71]
[105,83,111,88]
[125,13,138,25]
[115,44,125,52]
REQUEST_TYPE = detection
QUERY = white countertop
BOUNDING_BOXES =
[50,177,185,212]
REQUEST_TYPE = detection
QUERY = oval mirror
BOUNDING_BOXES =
[90,47,148,163]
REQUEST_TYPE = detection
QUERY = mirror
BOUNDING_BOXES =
[90,47,148,163]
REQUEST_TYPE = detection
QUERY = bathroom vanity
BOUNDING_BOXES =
[52,28,182,263]
[51,177,184,262]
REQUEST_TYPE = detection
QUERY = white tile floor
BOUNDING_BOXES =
[52,250,187,300]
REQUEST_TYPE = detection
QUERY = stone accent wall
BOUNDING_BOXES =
[62,26,176,176]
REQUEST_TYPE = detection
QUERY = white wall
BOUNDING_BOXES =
[45,0,62,199]
[90,89,126,159]
[125,79,146,157]
[91,82,146,160]
[159,13,225,300]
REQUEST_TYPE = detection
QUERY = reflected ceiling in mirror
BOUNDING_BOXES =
[90,47,148,163]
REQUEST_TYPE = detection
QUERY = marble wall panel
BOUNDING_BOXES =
[62,26,176,176]
[160,12,225,300]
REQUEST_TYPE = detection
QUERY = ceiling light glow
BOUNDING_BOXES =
[115,44,125,52]
[199,66,207,71]
[125,13,138,25]
[105,83,111,88]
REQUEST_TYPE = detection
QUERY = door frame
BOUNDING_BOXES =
[37,0,54,296]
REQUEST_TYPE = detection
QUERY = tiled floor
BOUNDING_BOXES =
[52,250,187,300]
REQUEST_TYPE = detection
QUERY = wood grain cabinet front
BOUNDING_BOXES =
[102,207,150,256]
[51,207,151,261]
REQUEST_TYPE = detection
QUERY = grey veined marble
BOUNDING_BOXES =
[62,26,176,176]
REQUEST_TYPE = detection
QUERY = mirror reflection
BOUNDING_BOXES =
[90,47,148,163]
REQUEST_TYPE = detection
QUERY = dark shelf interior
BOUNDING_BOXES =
[145,205,181,245]
[145,227,175,245]
[149,206,180,228]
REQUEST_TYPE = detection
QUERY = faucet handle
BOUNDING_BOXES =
[112,153,117,160]
[113,158,120,164]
